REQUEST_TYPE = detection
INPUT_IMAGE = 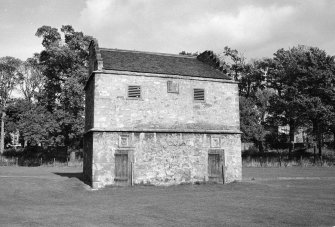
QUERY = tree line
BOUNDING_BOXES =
[1,25,335,156]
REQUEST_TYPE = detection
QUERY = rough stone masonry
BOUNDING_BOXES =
[83,39,242,189]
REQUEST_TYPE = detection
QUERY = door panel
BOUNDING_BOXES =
[208,153,220,181]
[115,153,129,182]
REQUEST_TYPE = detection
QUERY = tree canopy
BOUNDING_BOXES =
[3,25,93,151]
[0,56,23,153]
[225,45,335,154]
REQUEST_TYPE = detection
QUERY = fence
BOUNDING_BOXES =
[0,156,18,166]
[242,154,334,167]
[1,146,83,167]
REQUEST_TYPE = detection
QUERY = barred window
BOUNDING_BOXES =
[193,88,205,101]
[127,85,141,99]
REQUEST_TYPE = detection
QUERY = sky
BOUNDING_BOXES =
[1,0,335,61]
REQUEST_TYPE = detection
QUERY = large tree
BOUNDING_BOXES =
[33,25,93,150]
[296,46,335,155]
[20,54,44,103]
[0,57,22,153]
[240,89,274,152]
[267,45,335,155]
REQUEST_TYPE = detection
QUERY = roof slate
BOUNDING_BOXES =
[99,48,231,80]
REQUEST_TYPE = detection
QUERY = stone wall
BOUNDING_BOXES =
[83,132,93,183]
[90,131,241,188]
[93,73,240,132]
[85,77,95,131]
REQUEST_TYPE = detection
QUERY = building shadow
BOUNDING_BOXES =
[53,172,85,183]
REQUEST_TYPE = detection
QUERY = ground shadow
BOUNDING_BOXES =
[53,172,85,183]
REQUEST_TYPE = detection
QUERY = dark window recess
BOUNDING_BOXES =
[194,88,205,101]
[167,81,179,93]
[128,86,141,98]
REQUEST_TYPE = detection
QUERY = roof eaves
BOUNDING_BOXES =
[99,47,197,59]
[100,69,236,83]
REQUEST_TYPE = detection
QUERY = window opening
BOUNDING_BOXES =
[128,85,141,99]
[167,81,179,93]
[194,88,205,101]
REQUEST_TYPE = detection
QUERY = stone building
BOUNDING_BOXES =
[83,40,241,189]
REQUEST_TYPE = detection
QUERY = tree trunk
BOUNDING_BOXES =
[288,119,295,155]
[0,111,5,154]
[318,140,322,157]
[317,124,322,157]
[258,140,264,153]
[246,80,251,98]
[312,120,322,157]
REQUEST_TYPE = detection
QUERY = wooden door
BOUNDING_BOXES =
[115,153,129,184]
[208,153,220,182]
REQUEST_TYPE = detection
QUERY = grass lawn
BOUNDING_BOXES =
[0,166,334,226]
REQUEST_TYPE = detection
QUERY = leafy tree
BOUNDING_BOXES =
[34,25,93,151]
[35,26,61,48]
[20,54,44,103]
[240,97,263,142]
[240,89,274,152]
[221,46,246,82]
[5,99,31,133]
[267,45,335,155]
[179,51,198,56]
[296,47,335,155]
[221,47,268,98]
[0,57,23,153]
[18,104,61,146]
[3,98,26,146]
[222,46,272,152]
[239,60,268,98]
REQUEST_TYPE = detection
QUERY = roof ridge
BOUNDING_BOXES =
[99,47,197,59]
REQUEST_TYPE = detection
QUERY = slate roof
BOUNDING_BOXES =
[99,48,231,80]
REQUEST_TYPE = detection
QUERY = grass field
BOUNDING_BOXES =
[0,166,334,226]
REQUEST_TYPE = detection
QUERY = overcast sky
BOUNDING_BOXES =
[1,0,335,61]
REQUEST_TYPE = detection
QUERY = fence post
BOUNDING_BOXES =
[313,145,316,165]
[130,162,134,186]
[16,157,18,166]
[222,165,225,184]
[300,155,303,166]
[53,158,55,167]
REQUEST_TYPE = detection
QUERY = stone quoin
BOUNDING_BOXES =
[83,39,242,189]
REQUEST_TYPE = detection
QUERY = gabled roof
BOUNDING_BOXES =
[98,48,231,80]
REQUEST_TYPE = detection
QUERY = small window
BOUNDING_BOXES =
[128,85,141,99]
[194,88,205,101]
[167,81,179,93]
